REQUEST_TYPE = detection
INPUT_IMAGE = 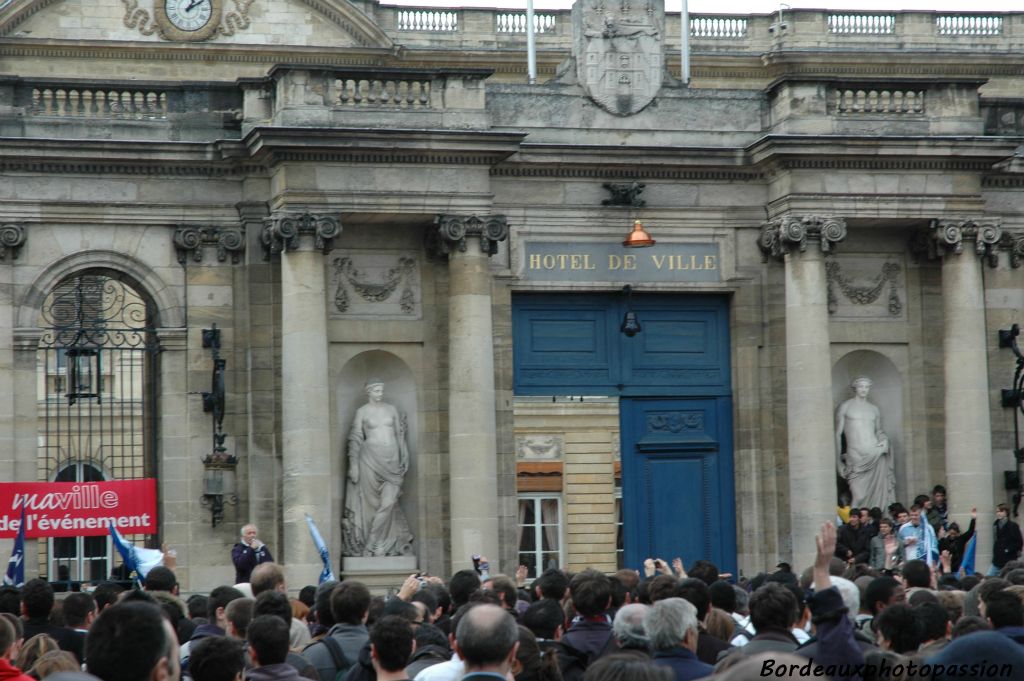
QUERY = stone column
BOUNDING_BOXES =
[0,224,26,484]
[236,204,280,546]
[432,215,508,572]
[263,212,340,586]
[760,215,847,570]
[925,219,1001,569]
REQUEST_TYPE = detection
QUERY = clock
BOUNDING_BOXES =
[165,0,212,31]
[154,0,223,41]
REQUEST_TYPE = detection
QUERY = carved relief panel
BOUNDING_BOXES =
[826,256,906,320]
[329,252,422,320]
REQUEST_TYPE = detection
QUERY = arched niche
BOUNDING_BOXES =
[832,350,905,508]
[336,350,419,558]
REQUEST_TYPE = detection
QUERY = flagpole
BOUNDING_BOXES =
[680,0,690,86]
[526,0,537,84]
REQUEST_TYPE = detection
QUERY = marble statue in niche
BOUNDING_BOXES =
[342,379,414,557]
[835,376,895,512]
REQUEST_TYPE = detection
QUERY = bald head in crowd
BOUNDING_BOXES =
[454,604,520,676]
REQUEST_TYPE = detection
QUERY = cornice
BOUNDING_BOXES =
[243,126,525,166]
[747,135,1020,168]
[984,175,1024,189]
[491,165,763,181]
[760,51,1024,80]
[0,0,63,37]
[0,37,395,66]
[0,137,266,176]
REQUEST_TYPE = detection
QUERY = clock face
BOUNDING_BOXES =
[164,0,213,31]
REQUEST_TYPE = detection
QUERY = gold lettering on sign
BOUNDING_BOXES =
[649,254,719,271]
[529,247,717,275]
[609,254,638,270]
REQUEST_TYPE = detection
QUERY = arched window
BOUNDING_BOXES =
[36,271,159,583]
[49,463,111,583]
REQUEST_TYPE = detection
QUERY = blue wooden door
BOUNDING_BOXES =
[512,293,735,574]
[620,396,736,575]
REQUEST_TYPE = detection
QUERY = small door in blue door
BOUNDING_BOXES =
[620,396,736,576]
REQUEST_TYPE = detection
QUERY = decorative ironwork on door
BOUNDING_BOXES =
[37,271,160,582]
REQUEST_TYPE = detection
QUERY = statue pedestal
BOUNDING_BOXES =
[341,556,418,594]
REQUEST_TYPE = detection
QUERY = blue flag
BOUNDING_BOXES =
[961,534,977,577]
[305,514,336,584]
[110,525,141,586]
[3,504,26,587]
[922,520,939,568]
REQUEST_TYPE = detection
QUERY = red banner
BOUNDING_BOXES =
[0,479,157,538]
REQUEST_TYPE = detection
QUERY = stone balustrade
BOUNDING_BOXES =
[30,87,170,119]
[831,87,927,115]
[255,65,492,128]
[0,76,242,138]
[826,13,895,34]
[690,16,748,38]
[369,6,1024,52]
[936,14,1003,35]
[495,12,558,35]
[332,75,433,109]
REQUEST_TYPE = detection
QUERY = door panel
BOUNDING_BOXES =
[621,396,736,575]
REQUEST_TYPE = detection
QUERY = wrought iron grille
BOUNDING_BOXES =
[36,272,160,582]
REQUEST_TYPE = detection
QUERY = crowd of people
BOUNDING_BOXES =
[3,492,1024,681]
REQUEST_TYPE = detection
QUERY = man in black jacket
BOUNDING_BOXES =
[835,509,870,565]
[991,503,1023,576]
[20,578,81,661]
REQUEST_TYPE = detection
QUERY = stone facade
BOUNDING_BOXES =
[1,0,1023,590]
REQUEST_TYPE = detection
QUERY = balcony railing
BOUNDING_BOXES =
[691,16,748,38]
[30,87,170,119]
[495,12,558,35]
[372,6,1024,51]
[827,13,896,35]
[397,9,458,31]
[936,15,1003,36]
[5,77,241,122]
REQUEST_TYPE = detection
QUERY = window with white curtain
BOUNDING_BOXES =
[517,494,563,578]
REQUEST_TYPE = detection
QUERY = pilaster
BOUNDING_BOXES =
[432,214,508,571]
[266,211,340,586]
[917,218,1002,571]
[760,215,847,571]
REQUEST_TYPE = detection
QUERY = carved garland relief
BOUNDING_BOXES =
[120,0,252,40]
[826,260,904,318]
[330,253,421,319]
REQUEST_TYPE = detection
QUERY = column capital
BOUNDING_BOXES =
[758,215,847,262]
[911,218,1002,266]
[0,223,27,261]
[173,226,246,265]
[430,214,509,258]
[262,212,341,259]
[1004,231,1024,269]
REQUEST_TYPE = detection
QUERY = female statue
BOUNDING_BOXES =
[342,379,414,557]
[835,376,895,512]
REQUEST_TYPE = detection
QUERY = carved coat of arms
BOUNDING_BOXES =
[573,0,665,116]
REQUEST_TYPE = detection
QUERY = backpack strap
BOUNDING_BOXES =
[318,636,349,674]
[580,630,617,667]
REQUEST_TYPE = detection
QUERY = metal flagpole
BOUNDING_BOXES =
[526,0,537,84]
[680,0,690,86]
